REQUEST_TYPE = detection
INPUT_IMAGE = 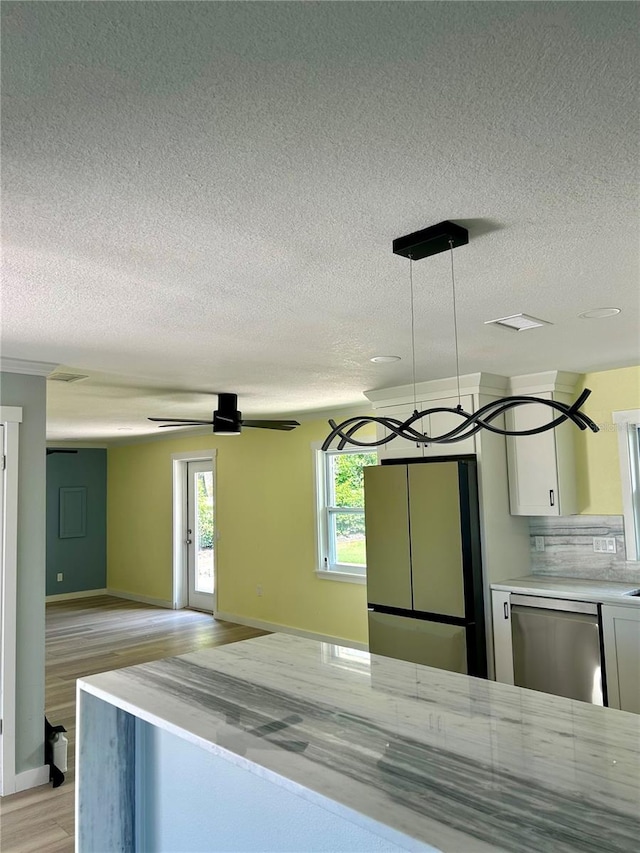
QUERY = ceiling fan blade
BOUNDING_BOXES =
[242,420,300,431]
[148,417,214,424]
[157,422,212,428]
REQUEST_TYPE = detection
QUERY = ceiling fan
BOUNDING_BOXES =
[148,393,300,435]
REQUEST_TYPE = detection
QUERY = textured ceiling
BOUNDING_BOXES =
[1,1,639,441]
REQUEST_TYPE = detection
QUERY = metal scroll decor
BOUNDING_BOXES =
[321,388,599,451]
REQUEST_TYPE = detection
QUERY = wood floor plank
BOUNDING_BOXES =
[0,596,266,852]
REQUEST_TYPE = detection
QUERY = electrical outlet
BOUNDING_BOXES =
[593,537,616,554]
[256,585,263,597]
[56,573,63,582]
[535,536,545,551]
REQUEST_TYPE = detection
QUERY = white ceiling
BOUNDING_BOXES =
[2,2,638,441]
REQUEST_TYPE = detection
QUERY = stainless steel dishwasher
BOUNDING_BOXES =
[511,595,604,705]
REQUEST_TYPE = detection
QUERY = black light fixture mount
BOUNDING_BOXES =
[392,220,469,260]
[322,221,599,451]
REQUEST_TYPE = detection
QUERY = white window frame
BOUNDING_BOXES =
[313,445,377,584]
[613,409,640,561]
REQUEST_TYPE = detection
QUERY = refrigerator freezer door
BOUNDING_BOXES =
[368,611,468,674]
[363,465,412,610]
[408,462,465,618]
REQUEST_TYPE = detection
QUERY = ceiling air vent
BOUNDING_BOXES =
[484,313,551,331]
[48,372,89,383]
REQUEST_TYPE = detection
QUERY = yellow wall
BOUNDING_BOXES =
[107,367,640,647]
[575,365,640,514]
[108,415,372,645]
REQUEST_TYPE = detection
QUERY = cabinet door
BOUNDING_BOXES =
[424,395,475,457]
[491,590,514,684]
[375,405,425,459]
[408,462,465,618]
[506,394,564,516]
[601,605,640,713]
[363,465,412,609]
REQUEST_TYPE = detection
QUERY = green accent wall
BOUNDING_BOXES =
[46,449,107,595]
[107,417,372,645]
[575,366,640,514]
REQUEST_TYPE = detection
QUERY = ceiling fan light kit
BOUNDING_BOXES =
[322,221,599,452]
[214,393,242,435]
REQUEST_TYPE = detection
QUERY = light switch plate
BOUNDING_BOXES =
[593,537,616,553]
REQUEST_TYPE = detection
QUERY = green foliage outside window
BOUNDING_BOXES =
[331,452,376,537]
[197,474,215,550]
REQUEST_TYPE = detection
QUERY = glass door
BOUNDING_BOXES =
[186,460,215,612]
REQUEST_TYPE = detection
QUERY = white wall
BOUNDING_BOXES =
[0,372,47,775]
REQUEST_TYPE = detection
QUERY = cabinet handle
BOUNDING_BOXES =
[503,602,509,620]
[549,489,555,507]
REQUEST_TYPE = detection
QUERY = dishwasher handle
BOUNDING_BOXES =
[510,594,598,615]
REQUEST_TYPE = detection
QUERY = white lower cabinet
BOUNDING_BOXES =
[492,594,640,713]
[601,605,640,714]
[491,590,514,684]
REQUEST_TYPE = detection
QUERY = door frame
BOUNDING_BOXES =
[171,450,217,611]
[0,407,23,796]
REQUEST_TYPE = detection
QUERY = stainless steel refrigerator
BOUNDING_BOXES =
[364,458,486,677]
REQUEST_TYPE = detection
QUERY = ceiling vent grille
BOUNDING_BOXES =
[48,372,89,383]
[484,313,551,331]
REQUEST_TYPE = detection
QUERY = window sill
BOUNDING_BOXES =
[315,570,366,585]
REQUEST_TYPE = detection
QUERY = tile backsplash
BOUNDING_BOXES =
[529,515,640,584]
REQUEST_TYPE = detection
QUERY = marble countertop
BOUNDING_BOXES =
[78,633,639,852]
[491,574,640,606]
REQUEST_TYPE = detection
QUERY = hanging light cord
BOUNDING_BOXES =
[322,223,600,450]
[449,239,462,408]
[409,254,418,412]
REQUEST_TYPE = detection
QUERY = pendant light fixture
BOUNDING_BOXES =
[322,221,599,451]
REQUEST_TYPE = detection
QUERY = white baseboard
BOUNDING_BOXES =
[15,764,50,793]
[214,611,368,651]
[46,588,108,603]
[107,588,174,609]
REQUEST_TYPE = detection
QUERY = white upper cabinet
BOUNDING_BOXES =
[374,403,425,459]
[371,393,475,459]
[424,394,475,456]
[505,373,579,516]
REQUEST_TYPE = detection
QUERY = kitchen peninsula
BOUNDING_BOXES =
[76,633,640,852]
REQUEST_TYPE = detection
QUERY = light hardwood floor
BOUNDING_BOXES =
[0,596,266,852]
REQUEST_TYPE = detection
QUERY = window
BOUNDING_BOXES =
[315,448,378,579]
[614,410,640,561]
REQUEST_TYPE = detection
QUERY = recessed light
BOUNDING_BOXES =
[484,313,551,331]
[578,308,621,319]
[117,427,133,431]
[370,355,401,363]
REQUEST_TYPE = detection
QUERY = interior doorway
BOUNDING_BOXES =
[0,422,5,794]
[186,460,215,611]
[171,450,217,613]
[0,408,23,796]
